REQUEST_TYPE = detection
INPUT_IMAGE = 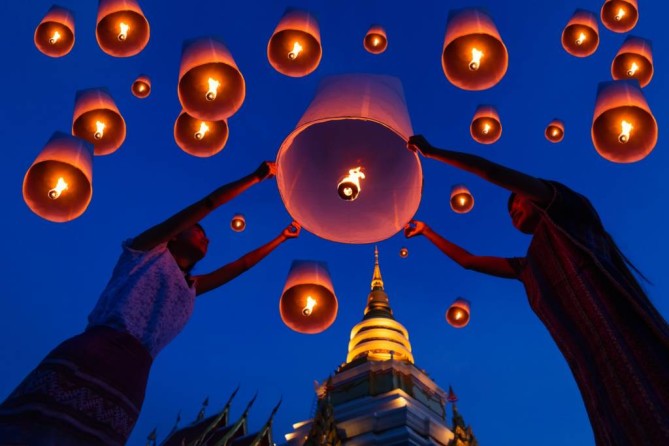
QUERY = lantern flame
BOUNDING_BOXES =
[627,62,639,77]
[453,309,465,321]
[337,166,366,201]
[206,78,220,101]
[552,129,559,137]
[373,37,380,47]
[459,196,467,206]
[302,296,317,316]
[94,121,106,140]
[288,41,303,60]
[615,8,626,21]
[49,31,61,45]
[618,120,633,143]
[48,177,68,200]
[118,22,129,41]
[469,48,484,71]
[576,33,586,46]
[194,122,210,140]
[482,123,491,135]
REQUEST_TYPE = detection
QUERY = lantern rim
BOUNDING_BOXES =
[268,29,322,77]
[34,21,75,57]
[591,105,657,163]
[174,111,229,158]
[96,10,150,57]
[442,33,508,91]
[178,62,246,121]
[280,283,338,334]
[601,0,639,33]
[611,53,653,88]
[72,109,126,156]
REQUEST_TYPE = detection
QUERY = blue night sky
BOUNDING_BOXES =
[1,1,668,445]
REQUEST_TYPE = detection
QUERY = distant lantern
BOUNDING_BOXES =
[72,88,126,156]
[276,74,422,244]
[450,185,474,214]
[96,0,149,57]
[230,214,246,232]
[23,132,93,223]
[545,119,565,143]
[280,260,338,334]
[442,9,508,91]
[178,37,246,121]
[364,25,388,54]
[399,247,409,258]
[601,0,638,33]
[470,105,502,144]
[268,9,322,77]
[131,74,151,98]
[174,110,228,158]
[562,10,599,58]
[592,80,657,163]
[34,5,75,58]
[446,298,470,328]
[612,36,653,88]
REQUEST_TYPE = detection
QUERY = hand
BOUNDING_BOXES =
[254,161,277,182]
[404,220,426,238]
[407,135,435,157]
[282,221,301,239]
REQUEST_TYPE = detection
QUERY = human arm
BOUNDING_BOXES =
[193,222,301,296]
[129,162,276,252]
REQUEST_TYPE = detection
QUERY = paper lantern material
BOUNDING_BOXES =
[612,36,653,88]
[470,105,502,144]
[562,10,599,58]
[450,185,474,214]
[132,74,151,98]
[35,5,75,58]
[268,9,322,77]
[364,25,388,54]
[174,110,228,158]
[72,88,126,156]
[446,298,471,328]
[545,119,565,143]
[601,0,639,33]
[96,0,149,57]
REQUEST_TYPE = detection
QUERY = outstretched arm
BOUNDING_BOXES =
[409,135,552,205]
[405,220,519,279]
[129,162,276,252]
[194,222,301,296]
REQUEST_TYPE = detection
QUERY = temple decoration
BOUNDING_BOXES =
[611,36,653,88]
[364,25,388,54]
[470,105,502,144]
[562,10,599,57]
[545,119,565,143]
[174,110,228,157]
[34,5,75,57]
[96,0,149,57]
[601,0,639,33]
[450,185,474,214]
[446,298,470,328]
[72,88,126,156]
[268,9,322,77]
[131,74,151,98]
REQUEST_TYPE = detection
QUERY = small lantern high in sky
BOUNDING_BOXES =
[174,110,228,158]
[230,214,246,232]
[612,36,653,88]
[178,37,246,121]
[470,105,502,144]
[592,80,657,163]
[280,260,338,334]
[442,8,508,91]
[72,88,126,156]
[34,5,75,58]
[364,25,388,54]
[399,247,409,258]
[562,10,599,58]
[131,74,151,98]
[545,119,565,143]
[268,9,322,77]
[23,132,93,223]
[601,0,639,33]
[96,0,149,57]
[446,298,471,328]
[450,185,474,214]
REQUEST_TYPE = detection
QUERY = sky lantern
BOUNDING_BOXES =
[268,9,322,77]
[96,0,149,57]
[34,5,75,58]
[131,74,151,98]
[23,132,93,223]
[446,298,470,328]
[364,25,388,54]
[545,119,565,143]
[276,74,422,244]
[601,0,639,33]
[174,110,228,157]
[178,37,246,121]
[592,80,657,163]
[562,10,599,58]
[470,105,502,144]
[280,261,337,334]
[72,88,126,156]
[399,247,409,258]
[450,185,474,214]
[442,9,508,91]
[611,36,653,88]
[230,214,246,232]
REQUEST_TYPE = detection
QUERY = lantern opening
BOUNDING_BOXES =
[96,4,150,58]
[364,27,388,54]
[601,0,638,33]
[174,111,228,158]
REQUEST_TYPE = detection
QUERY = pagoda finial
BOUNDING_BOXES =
[371,245,384,290]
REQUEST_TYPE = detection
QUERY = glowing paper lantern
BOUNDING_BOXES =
[601,0,638,33]
[34,5,75,58]
[450,185,474,214]
[280,261,337,334]
[562,10,599,58]
[131,74,151,98]
[470,105,502,144]
[96,0,149,57]
[399,247,409,258]
[446,298,470,328]
[545,119,565,143]
[442,9,508,91]
[276,74,422,244]
[174,110,228,158]
[23,132,93,222]
[268,9,322,77]
[592,80,657,163]
[178,37,245,121]
[230,214,246,232]
[72,88,126,156]
[612,36,653,88]
[364,25,388,54]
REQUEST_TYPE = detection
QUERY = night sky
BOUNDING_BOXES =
[1,1,668,445]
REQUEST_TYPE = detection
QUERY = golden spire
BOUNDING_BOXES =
[371,245,384,290]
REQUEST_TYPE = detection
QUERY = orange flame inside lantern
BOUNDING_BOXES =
[450,185,474,213]
[288,41,303,60]
[562,10,599,57]
[302,296,317,316]
[131,75,151,98]
[96,0,149,57]
[49,31,61,44]
[469,47,484,71]
[206,78,220,101]
[48,177,68,200]
[230,214,246,232]
[615,7,626,21]
[482,123,491,134]
[174,111,229,158]
[364,26,388,54]
[601,0,638,33]
[94,121,106,140]
[268,9,322,77]
[35,6,76,58]
[627,62,639,77]
[446,298,471,328]
[399,247,409,258]
[118,22,129,41]
[337,167,365,201]
[618,120,633,143]
[470,105,502,144]
[72,88,126,156]
[576,32,586,46]
[611,37,653,88]
[194,122,209,140]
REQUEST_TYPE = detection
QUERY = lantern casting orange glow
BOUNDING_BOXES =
[591,80,657,163]
[562,10,599,58]
[442,9,508,91]
[174,110,228,158]
[450,185,474,214]
[268,9,322,77]
[23,132,93,222]
[601,0,638,33]
[230,214,246,232]
[178,37,245,121]
[280,261,337,334]
[545,119,565,143]
[446,298,470,328]
[611,36,653,88]
[399,247,409,258]
[470,105,502,144]
[131,74,151,98]
[96,0,149,57]
[35,5,75,58]
[337,167,365,201]
[72,88,126,156]
[364,25,388,54]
